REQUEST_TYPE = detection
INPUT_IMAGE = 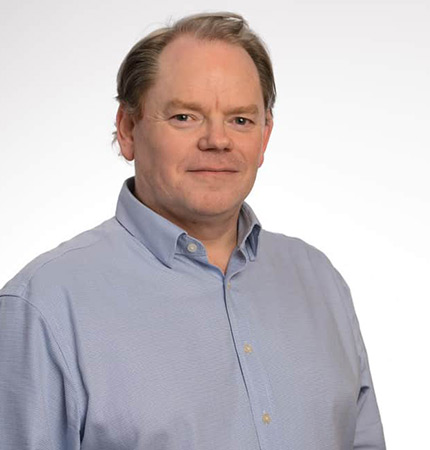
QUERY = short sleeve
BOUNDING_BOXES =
[0,295,81,449]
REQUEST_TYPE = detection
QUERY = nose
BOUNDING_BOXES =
[197,119,232,151]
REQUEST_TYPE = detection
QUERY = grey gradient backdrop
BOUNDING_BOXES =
[1,0,429,447]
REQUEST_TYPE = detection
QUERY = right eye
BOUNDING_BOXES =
[169,113,201,129]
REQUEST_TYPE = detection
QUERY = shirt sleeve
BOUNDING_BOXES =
[335,273,386,450]
[353,318,386,449]
[0,294,81,450]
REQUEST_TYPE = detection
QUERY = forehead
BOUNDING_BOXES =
[147,35,264,108]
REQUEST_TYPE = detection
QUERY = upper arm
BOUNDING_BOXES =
[332,270,386,450]
[0,295,81,449]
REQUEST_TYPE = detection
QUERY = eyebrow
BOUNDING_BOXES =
[165,99,204,113]
[164,99,260,116]
[226,104,260,116]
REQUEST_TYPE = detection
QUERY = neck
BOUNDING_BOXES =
[133,186,240,274]
[184,215,239,274]
[170,211,240,274]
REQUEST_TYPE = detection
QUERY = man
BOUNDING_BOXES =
[0,12,385,450]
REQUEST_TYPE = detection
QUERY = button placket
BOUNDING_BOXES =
[222,274,282,449]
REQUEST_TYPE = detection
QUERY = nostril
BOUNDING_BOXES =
[198,128,232,152]
[198,142,232,152]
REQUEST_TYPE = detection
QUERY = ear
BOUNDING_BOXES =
[116,105,136,161]
[258,110,274,167]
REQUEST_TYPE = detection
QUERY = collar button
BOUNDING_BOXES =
[187,243,198,253]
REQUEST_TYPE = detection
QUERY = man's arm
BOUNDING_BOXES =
[0,294,81,449]
[335,272,386,450]
[353,317,386,449]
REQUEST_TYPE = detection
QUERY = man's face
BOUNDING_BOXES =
[118,35,273,225]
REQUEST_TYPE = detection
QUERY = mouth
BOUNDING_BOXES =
[187,170,239,178]
[188,168,238,173]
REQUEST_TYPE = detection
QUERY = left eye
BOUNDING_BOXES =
[234,117,250,125]
[173,114,190,121]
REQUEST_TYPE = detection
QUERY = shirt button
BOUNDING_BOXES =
[262,413,271,424]
[244,343,253,354]
[187,243,198,253]
[227,281,231,289]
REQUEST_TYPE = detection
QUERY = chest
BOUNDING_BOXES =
[73,266,359,449]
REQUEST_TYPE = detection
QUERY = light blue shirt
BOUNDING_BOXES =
[0,177,385,449]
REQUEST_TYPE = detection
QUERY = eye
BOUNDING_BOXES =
[234,117,252,126]
[169,113,198,128]
[172,114,190,122]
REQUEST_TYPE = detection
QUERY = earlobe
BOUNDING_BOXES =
[116,105,136,161]
[258,153,265,167]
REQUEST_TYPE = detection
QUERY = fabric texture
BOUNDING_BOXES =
[0,177,385,449]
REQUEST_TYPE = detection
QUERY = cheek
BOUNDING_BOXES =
[240,135,265,163]
[141,132,190,178]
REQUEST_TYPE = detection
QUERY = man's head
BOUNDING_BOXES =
[115,13,276,228]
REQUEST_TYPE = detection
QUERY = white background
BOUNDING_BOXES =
[1,0,429,447]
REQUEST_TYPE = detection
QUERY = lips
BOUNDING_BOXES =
[188,168,238,172]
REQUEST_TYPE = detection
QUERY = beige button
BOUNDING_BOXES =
[227,282,231,289]
[187,243,198,253]
[262,413,271,424]
[244,343,253,354]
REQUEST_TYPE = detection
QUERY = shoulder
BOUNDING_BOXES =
[0,217,124,305]
[259,227,357,316]
[259,229,334,267]
[259,229,351,294]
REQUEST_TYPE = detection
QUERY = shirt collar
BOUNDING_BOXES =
[115,177,261,267]
[237,201,261,261]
